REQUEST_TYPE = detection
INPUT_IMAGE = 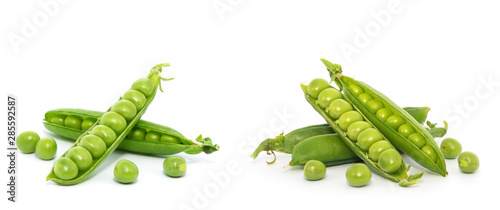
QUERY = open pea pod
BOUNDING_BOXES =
[43,108,219,155]
[322,58,447,176]
[46,64,173,185]
[301,83,423,186]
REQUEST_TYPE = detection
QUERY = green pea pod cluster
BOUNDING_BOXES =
[301,83,423,186]
[43,109,219,155]
[322,58,448,176]
[46,64,172,185]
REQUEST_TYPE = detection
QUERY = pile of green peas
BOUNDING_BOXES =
[52,77,155,180]
[308,78,403,174]
[17,131,57,160]
[348,84,440,164]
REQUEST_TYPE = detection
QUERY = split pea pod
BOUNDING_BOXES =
[46,63,173,185]
[322,58,448,176]
[302,80,423,186]
[43,109,219,155]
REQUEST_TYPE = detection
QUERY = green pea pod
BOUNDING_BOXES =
[251,106,445,164]
[43,109,219,155]
[301,83,423,186]
[46,63,172,185]
[322,58,448,176]
[288,134,359,166]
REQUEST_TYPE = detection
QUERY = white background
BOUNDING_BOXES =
[1,0,499,209]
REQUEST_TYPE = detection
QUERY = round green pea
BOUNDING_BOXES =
[111,99,137,122]
[78,135,107,159]
[440,138,462,159]
[317,88,341,109]
[128,128,146,140]
[131,78,154,97]
[347,121,372,142]
[53,157,78,180]
[357,128,383,151]
[50,115,65,126]
[421,144,438,162]
[408,133,426,149]
[16,131,40,154]
[307,78,330,99]
[348,84,364,96]
[35,137,57,160]
[458,151,479,173]
[100,111,127,135]
[91,125,117,147]
[397,124,416,138]
[376,108,393,122]
[163,156,187,177]
[145,131,161,142]
[338,111,363,131]
[328,99,353,120]
[368,140,392,162]
[358,93,373,104]
[303,160,326,181]
[386,115,405,130]
[64,115,82,130]
[378,149,402,173]
[66,146,93,171]
[81,118,97,131]
[114,159,139,183]
[160,135,181,144]
[122,89,146,111]
[345,163,371,187]
[366,100,385,113]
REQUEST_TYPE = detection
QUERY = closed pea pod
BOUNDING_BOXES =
[301,79,422,186]
[322,58,447,176]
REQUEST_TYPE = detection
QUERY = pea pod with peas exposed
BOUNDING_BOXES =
[43,109,219,155]
[302,79,423,186]
[322,58,447,176]
[46,63,173,185]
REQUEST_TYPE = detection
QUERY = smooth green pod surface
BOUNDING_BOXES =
[323,58,447,176]
[289,134,359,166]
[302,81,422,186]
[46,64,172,185]
[43,108,219,156]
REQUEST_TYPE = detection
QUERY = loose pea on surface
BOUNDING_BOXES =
[338,111,363,131]
[81,118,97,131]
[317,88,341,109]
[345,163,371,187]
[114,159,139,183]
[53,157,78,180]
[64,115,82,130]
[66,146,93,171]
[111,99,138,122]
[131,78,155,97]
[357,128,383,151]
[366,100,385,113]
[458,151,479,173]
[35,137,57,160]
[303,160,326,181]
[328,99,353,119]
[346,121,372,142]
[78,135,107,159]
[378,149,402,173]
[440,138,462,159]
[163,156,187,177]
[128,128,146,140]
[16,131,40,154]
[100,111,127,135]
[91,125,117,147]
[122,89,147,111]
[307,78,330,99]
